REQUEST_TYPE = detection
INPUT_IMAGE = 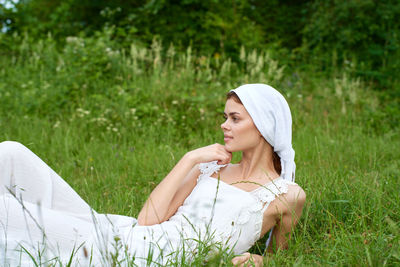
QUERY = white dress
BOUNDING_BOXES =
[0,141,296,266]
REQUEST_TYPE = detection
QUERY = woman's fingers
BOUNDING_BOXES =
[216,144,232,164]
[216,149,232,165]
[232,253,263,267]
[187,143,232,164]
[251,254,264,267]
[232,252,250,266]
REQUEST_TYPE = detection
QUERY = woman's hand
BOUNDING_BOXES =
[185,143,232,165]
[232,252,263,267]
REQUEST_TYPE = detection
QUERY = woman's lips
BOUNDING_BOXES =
[224,136,233,142]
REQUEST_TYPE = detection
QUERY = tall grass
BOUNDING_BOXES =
[0,32,399,266]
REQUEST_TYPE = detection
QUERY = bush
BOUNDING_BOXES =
[302,0,400,88]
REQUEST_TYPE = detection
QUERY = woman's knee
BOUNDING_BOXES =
[0,141,29,158]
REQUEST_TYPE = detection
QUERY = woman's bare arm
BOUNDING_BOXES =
[161,164,201,222]
[137,144,232,226]
[137,154,197,225]
[267,184,306,252]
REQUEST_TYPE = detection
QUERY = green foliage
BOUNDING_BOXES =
[0,0,310,55]
[0,0,137,38]
[2,0,399,91]
[302,0,400,86]
[0,31,288,143]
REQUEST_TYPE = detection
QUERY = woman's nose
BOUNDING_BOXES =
[221,120,228,130]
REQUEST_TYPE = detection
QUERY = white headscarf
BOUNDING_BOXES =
[230,84,296,182]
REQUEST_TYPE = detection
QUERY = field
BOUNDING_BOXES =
[0,34,399,266]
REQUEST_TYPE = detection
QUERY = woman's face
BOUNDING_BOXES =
[221,99,264,152]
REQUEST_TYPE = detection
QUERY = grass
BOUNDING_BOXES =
[0,32,399,266]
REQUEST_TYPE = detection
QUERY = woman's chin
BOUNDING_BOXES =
[223,144,236,153]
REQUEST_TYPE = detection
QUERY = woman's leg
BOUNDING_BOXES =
[0,194,94,265]
[0,141,99,265]
[0,141,93,219]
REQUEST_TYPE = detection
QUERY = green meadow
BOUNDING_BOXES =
[0,32,399,266]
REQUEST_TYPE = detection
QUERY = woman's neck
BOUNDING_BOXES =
[239,141,278,180]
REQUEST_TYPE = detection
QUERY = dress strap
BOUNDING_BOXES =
[250,178,296,213]
[198,161,227,182]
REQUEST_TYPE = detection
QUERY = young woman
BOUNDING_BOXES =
[0,84,306,266]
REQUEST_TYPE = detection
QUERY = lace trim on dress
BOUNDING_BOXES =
[198,161,226,182]
[239,178,296,242]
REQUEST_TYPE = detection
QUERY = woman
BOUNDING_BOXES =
[0,84,305,266]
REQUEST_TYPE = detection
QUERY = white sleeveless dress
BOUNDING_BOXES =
[0,141,296,266]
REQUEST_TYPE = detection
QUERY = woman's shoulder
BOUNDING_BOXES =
[274,182,306,214]
[285,183,306,204]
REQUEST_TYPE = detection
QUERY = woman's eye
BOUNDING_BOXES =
[222,115,238,122]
